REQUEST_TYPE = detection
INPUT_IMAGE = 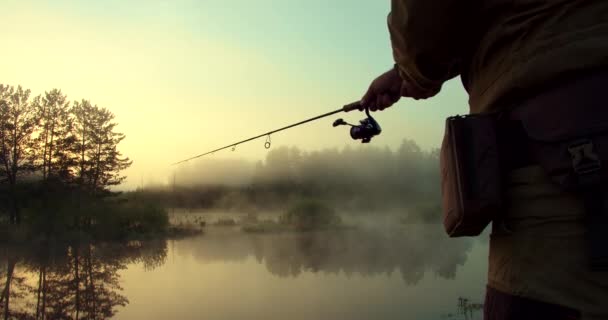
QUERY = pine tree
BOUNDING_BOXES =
[72,100,131,192]
[0,85,39,223]
[71,99,95,188]
[33,89,73,182]
[88,107,131,190]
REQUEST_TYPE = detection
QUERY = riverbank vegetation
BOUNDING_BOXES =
[136,140,442,223]
[240,199,346,233]
[0,84,173,241]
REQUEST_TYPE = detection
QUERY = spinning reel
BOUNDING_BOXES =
[332,107,382,143]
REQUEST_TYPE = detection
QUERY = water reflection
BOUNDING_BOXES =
[178,225,474,284]
[0,240,167,320]
[0,225,479,319]
[441,297,484,320]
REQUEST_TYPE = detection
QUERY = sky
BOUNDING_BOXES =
[0,0,469,189]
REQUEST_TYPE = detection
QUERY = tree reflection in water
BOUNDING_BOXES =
[0,225,476,319]
[179,225,474,284]
[0,240,167,320]
[441,297,484,320]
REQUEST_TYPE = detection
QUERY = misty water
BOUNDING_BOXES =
[1,213,488,320]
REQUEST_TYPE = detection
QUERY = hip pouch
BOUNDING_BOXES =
[440,114,502,237]
[512,74,608,271]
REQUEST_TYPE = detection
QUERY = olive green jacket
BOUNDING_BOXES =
[389,0,608,113]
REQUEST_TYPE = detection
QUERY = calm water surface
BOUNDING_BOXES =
[1,220,488,320]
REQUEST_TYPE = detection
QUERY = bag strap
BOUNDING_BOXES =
[568,140,608,271]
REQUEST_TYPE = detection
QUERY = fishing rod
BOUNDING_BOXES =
[172,101,382,165]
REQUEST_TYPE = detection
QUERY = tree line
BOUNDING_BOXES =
[0,84,132,224]
[144,140,441,221]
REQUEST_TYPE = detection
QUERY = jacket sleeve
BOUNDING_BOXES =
[388,0,475,95]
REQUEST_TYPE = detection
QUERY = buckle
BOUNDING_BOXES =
[568,140,601,175]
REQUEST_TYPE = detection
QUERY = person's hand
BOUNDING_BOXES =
[361,68,402,111]
[361,67,441,111]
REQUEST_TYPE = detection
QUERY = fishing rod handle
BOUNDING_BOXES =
[343,101,363,112]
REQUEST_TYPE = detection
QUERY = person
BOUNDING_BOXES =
[360,1,608,319]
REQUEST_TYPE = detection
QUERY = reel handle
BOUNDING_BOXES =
[342,101,364,112]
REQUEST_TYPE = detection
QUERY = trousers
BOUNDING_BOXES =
[485,166,608,320]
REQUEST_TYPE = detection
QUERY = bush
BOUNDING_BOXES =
[93,201,169,239]
[279,199,341,231]
[3,182,171,241]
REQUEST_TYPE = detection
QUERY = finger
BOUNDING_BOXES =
[375,95,388,111]
[388,90,401,102]
[371,95,384,112]
[379,94,394,110]
[373,94,390,111]
[361,87,376,109]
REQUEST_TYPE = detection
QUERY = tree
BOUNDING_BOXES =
[71,99,95,187]
[89,107,131,191]
[72,101,131,192]
[0,85,39,224]
[33,89,73,182]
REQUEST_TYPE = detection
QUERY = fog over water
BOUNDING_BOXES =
[150,142,442,223]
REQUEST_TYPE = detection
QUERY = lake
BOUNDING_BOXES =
[0,217,488,320]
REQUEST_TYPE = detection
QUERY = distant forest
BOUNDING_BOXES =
[0,84,131,226]
[141,140,442,221]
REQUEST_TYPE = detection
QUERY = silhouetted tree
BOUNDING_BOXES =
[71,99,95,188]
[0,84,135,232]
[33,89,74,182]
[87,107,131,191]
[0,85,39,224]
[72,100,131,192]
